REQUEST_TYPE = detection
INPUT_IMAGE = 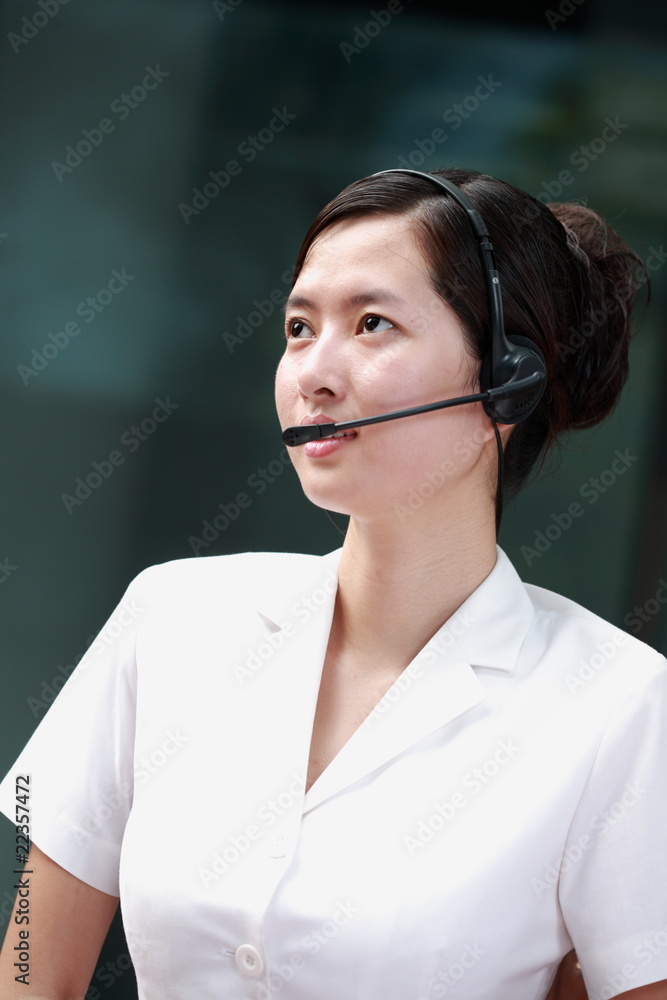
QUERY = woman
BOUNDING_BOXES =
[0,168,665,1000]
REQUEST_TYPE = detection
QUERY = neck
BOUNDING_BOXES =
[330,500,497,674]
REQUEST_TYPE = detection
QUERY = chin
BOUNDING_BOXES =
[299,483,355,517]
[298,472,413,523]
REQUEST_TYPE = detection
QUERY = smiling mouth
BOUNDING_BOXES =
[330,430,357,439]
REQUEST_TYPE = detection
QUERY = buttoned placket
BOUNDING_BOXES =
[220,545,530,993]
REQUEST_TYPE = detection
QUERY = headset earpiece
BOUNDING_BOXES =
[480,335,547,425]
[371,168,547,428]
[367,166,550,531]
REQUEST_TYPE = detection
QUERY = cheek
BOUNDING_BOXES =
[363,404,491,487]
[274,358,293,423]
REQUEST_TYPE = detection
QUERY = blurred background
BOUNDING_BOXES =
[0,0,665,995]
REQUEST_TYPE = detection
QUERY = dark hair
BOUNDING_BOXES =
[291,168,648,501]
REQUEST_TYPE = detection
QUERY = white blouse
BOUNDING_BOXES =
[0,546,666,1000]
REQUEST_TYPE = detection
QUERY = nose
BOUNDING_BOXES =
[294,331,349,403]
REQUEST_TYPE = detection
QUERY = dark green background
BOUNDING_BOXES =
[1,1,665,995]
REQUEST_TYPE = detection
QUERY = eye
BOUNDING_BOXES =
[286,319,314,340]
[362,314,393,333]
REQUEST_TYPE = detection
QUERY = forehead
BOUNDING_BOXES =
[297,213,431,282]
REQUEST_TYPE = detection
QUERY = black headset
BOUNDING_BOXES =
[282,168,548,532]
[372,168,547,426]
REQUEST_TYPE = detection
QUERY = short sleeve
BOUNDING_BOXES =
[0,575,143,896]
[559,650,667,998]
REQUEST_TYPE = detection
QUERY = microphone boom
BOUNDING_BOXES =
[282,372,544,447]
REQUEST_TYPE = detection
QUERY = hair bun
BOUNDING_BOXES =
[545,200,647,430]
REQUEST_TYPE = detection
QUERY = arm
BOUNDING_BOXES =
[545,950,587,1000]
[0,843,119,999]
[545,953,667,1000]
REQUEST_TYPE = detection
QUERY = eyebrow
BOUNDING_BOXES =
[283,288,407,315]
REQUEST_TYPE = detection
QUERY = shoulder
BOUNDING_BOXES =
[135,548,325,582]
[124,548,339,611]
[520,574,666,692]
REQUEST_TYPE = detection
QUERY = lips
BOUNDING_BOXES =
[300,413,358,441]
[297,412,358,456]
[300,412,342,426]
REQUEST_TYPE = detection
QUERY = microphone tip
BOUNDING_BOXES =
[282,427,301,447]
[282,422,338,446]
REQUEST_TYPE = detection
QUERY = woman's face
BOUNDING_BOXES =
[275,213,498,520]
